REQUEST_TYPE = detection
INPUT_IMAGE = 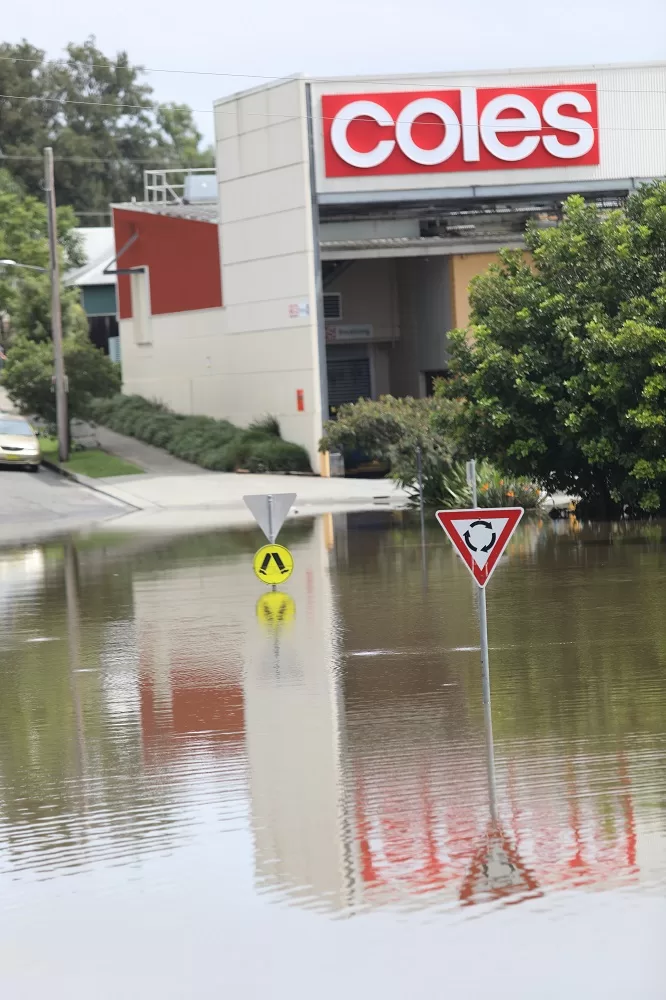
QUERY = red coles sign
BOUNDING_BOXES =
[322,85,599,177]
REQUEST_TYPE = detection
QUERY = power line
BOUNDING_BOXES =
[0,52,280,82]
[1,52,665,95]
[1,91,666,131]
[0,152,202,165]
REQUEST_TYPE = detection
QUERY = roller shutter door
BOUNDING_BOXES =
[327,357,371,416]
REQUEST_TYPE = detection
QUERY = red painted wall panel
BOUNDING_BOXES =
[113,208,222,320]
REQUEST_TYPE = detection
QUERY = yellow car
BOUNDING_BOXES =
[0,415,42,472]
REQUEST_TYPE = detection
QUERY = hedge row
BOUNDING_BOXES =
[89,395,312,474]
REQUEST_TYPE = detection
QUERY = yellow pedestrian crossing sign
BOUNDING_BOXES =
[256,592,296,628]
[253,544,294,585]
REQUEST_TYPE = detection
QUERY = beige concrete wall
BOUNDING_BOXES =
[215,79,324,470]
[371,345,391,396]
[119,308,227,415]
[391,257,453,397]
[450,253,501,330]
[325,259,400,343]
[450,251,534,329]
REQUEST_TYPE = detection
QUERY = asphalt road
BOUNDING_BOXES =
[0,464,127,546]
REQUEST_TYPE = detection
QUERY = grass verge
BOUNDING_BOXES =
[41,437,144,478]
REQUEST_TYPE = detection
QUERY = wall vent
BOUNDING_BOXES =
[323,292,342,320]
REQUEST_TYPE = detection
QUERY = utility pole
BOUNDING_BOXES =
[44,147,69,462]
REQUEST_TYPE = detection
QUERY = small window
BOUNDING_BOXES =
[323,292,342,320]
[130,268,152,345]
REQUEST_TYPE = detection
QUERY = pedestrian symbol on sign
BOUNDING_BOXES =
[252,543,294,585]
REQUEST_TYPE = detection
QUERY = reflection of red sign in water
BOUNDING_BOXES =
[139,638,245,764]
[458,824,540,907]
[354,752,638,907]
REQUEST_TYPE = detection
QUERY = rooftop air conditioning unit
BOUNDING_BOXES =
[183,173,217,204]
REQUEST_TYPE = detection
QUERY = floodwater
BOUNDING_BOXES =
[0,513,665,998]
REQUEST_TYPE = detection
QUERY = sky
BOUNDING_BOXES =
[4,0,666,143]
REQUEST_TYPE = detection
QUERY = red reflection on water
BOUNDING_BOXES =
[353,750,640,907]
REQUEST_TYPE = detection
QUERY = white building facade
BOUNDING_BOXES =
[116,62,666,471]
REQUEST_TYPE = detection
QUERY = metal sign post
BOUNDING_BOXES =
[436,485,523,827]
[416,445,425,536]
[416,445,428,589]
[478,572,498,824]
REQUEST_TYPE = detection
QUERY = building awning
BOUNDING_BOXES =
[320,235,525,260]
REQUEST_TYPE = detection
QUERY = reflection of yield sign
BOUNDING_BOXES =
[435,507,523,588]
[459,826,540,907]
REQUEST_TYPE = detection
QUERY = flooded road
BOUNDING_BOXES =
[0,514,665,998]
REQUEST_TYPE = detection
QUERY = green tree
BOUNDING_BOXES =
[443,183,666,517]
[155,103,214,168]
[1,330,121,422]
[0,38,213,216]
[0,170,83,344]
[0,42,55,199]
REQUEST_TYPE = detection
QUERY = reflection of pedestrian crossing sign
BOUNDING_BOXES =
[256,592,296,628]
[253,544,294,585]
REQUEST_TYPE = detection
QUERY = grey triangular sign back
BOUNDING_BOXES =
[243,493,296,543]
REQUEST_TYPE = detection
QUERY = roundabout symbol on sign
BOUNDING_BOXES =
[463,519,497,554]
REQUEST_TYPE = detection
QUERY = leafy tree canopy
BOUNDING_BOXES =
[0,169,85,344]
[0,37,213,215]
[1,330,121,423]
[442,183,666,516]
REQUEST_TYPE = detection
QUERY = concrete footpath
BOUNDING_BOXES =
[87,470,408,533]
[94,425,207,476]
[62,425,410,533]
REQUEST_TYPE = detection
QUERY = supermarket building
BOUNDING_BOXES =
[112,61,666,471]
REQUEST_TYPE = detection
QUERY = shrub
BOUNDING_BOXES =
[319,393,542,507]
[320,394,460,487]
[245,439,313,473]
[88,395,311,474]
[248,415,281,437]
[423,460,543,510]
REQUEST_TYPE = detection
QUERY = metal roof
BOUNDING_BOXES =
[111,201,219,224]
[64,227,115,288]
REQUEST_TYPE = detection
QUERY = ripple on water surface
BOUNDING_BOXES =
[0,519,664,997]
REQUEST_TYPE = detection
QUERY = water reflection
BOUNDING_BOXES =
[0,515,665,966]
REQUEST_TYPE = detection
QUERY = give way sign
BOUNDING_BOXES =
[435,507,523,588]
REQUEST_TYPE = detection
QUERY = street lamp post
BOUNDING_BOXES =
[0,148,69,461]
